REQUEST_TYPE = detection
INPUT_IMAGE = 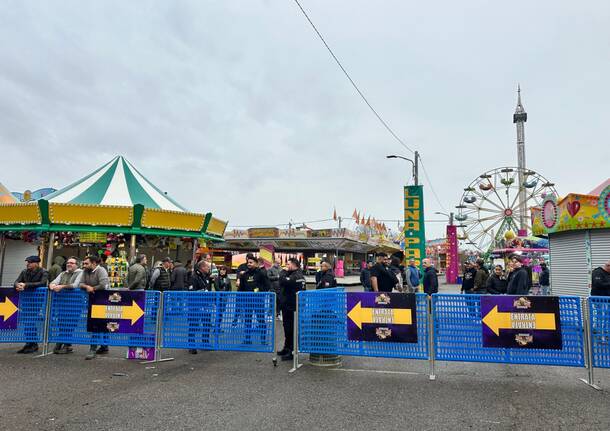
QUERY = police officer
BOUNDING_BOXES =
[237,256,270,344]
[277,258,306,361]
[187,260,212,354]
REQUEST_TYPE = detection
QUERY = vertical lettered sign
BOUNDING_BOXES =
[404,185,426,271]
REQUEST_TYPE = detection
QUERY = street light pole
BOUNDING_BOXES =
[414,151,419,186]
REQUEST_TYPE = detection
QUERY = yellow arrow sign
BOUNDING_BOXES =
[91,300,145,325]
[347,301,412,330]
[482,305,557,336]
[0,296,18,321]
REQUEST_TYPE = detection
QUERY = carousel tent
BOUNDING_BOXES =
[0,155,227,239]
[44,156,186,211]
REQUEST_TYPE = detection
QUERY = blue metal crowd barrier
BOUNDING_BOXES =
[297,290,429,360]
[48,289,159,348]
[162,291,275,353]
[589,296,610,369]
[0,287,48,344]
[432,294,585,367]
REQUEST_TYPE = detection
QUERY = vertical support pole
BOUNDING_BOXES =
[289,291,302,373]
[143,291,174,364]
[45,232,55,271]
[35,288,53,358]
[272,291,278,366]
[129,234,137,263]
[428,295,436,380]
[0,232,6,285]
[580,297,601,390]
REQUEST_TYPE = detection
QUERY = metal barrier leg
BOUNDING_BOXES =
[142,292,173,364]
[35,289,53,358]
[579,298,600,390]
[272,293,278,367]
[289,294,302,373]
[428,295,436,381]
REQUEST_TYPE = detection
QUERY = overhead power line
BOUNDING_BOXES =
[293,0,414,154]
[293,0,450,212]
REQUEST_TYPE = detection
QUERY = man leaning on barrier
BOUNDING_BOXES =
[14,255,48,354]
[188,260,213,354]
[49,256,83,354]
[277,258,306,361]
[80,255,110,360]
[237,256,270,345]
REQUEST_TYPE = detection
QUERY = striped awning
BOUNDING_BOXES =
[44,156,187,211]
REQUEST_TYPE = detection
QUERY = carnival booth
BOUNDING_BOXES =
[531,180,610,296]
[0,156,227,285]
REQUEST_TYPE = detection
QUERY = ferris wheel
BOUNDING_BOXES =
[455,167,557,251]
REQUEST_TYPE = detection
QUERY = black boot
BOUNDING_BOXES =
[276,348,290,356]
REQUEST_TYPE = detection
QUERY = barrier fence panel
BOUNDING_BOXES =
[432,294,585,367]
[298,290,429,360]
[162,291,275,353]
[48,289,159,348]
[589,296,610,369]
[0,287,48,344]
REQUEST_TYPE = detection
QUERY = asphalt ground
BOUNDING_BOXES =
[1,283,609,430]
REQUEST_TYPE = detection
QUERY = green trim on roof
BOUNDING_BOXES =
[121,158,160,209]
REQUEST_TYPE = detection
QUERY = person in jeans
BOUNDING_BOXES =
[406,259,421,293]
[49,256,83,354]
[79,255,110,360]
[539,263,550,295]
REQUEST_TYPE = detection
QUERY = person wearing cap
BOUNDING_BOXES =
[149,257,172,291]
[14,255,48,354]
[507,255,530,295]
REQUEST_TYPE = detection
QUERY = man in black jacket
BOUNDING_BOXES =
[170,260,188,290]
[315,261,337,289]
[14,255,48,354]
[507,256,530,295]
[461,262,477,293]
[187,261,212,354]
[422,258,439,296]
[277,258,306,361]
[591,260,610,296]
[360,261,373,292]
[539,262,550,295]
[237,257,269,345]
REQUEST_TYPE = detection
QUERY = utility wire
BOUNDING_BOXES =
[293,0,449,212]
[293,0,414,154]
[419,158,448,212]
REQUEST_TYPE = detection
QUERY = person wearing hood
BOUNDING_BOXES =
[422,258,439,296]
[170,260,188,290]
[14,255,48,354]
[48,255,65,283]
[315,261,337,289]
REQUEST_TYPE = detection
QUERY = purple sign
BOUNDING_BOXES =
[347,292,417,343]
[87,290,146,334]
[481,295,562,349]
[0,288,20,330]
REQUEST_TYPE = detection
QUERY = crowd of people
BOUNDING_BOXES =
[460,255,551,296]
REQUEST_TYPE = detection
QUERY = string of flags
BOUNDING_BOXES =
[332,208,388,233]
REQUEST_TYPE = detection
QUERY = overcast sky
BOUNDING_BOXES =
[1,1,609,240]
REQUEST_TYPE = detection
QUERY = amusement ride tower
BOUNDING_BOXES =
[513,85,528,233]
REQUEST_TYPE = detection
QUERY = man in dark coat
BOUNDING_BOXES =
[461,262,477,293]
[507,255,530,295]
[237,257,269,345]
[422,258,439,296]
[315,261,337,289]
[14,255,48,354]
[277,258,306,361]
[591,260,610,296]
[360,261,373,292]
[187,261,213,354]
[170,260,188,290]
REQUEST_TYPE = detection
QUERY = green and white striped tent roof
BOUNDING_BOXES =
[44,156,187,212]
